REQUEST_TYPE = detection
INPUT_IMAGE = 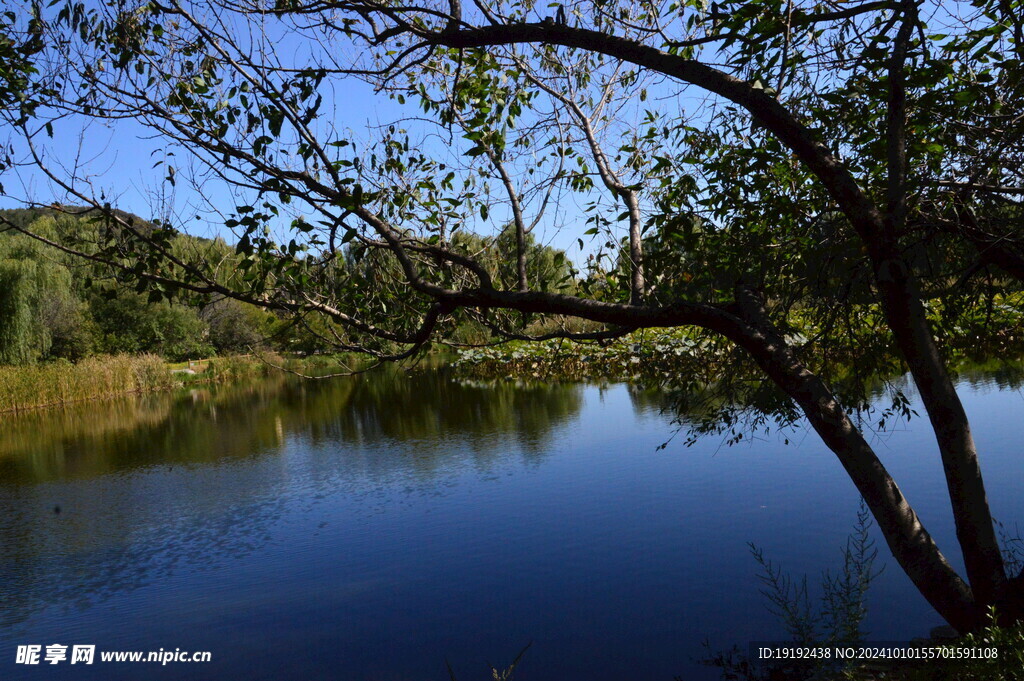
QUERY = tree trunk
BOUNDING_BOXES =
[623,189,645,305]
[730,291,982,630]
[867,247,1008,612]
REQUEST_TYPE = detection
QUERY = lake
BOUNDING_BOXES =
[1,365,1023,680]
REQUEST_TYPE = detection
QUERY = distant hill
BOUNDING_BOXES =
[0,206,223,247]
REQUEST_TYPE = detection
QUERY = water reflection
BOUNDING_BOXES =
[0,369,584,485]
[954,360,1024,392]
[0,369,584,632]
[1,361,1021,681]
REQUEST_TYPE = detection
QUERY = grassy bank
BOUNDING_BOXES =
[0,354,275,414]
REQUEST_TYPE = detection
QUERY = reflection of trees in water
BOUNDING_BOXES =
[0,369,583,629]
[0,368,584,484]
[954,360,1024,392]
[231,370,586,485]
[0,375,303,628]
[306,371,584,481]
[624,383,672,416]
[625,359,1024,446]
[0,375,292,483]
[314,370,583,449]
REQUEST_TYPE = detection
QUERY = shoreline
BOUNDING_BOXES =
[0,354,275,415]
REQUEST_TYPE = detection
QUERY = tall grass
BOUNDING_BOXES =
[0,355,176,413]
[179,354,278,384]
[0,354,278,413]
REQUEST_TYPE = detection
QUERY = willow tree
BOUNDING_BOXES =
[0,219,86,364]
[4,0,1024,631]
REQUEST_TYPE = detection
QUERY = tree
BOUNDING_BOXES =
[0,217,93,363]
[202,297,274,354]
[3,0,1024,631]
[90,293,214,361]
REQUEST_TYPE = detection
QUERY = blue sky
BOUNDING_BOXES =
[2,76,405,239]
[0,0,764,272]
[0,1,688,269]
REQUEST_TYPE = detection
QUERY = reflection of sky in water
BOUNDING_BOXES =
[0,369,1022,681]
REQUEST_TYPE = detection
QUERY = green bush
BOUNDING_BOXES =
[91,293,214,361]
[878,610,1024,681]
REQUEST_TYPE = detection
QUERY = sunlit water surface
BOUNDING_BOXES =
[1,366,1023,680]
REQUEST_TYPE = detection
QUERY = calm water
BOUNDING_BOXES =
[1,366,1023,680]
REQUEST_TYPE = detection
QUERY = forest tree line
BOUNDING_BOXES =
[0,207,580,364]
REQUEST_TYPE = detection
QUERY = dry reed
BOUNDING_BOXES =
[0,354,176,413]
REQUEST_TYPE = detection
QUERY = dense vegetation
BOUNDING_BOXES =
[0,207,275,363]
[0,208,577,364]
